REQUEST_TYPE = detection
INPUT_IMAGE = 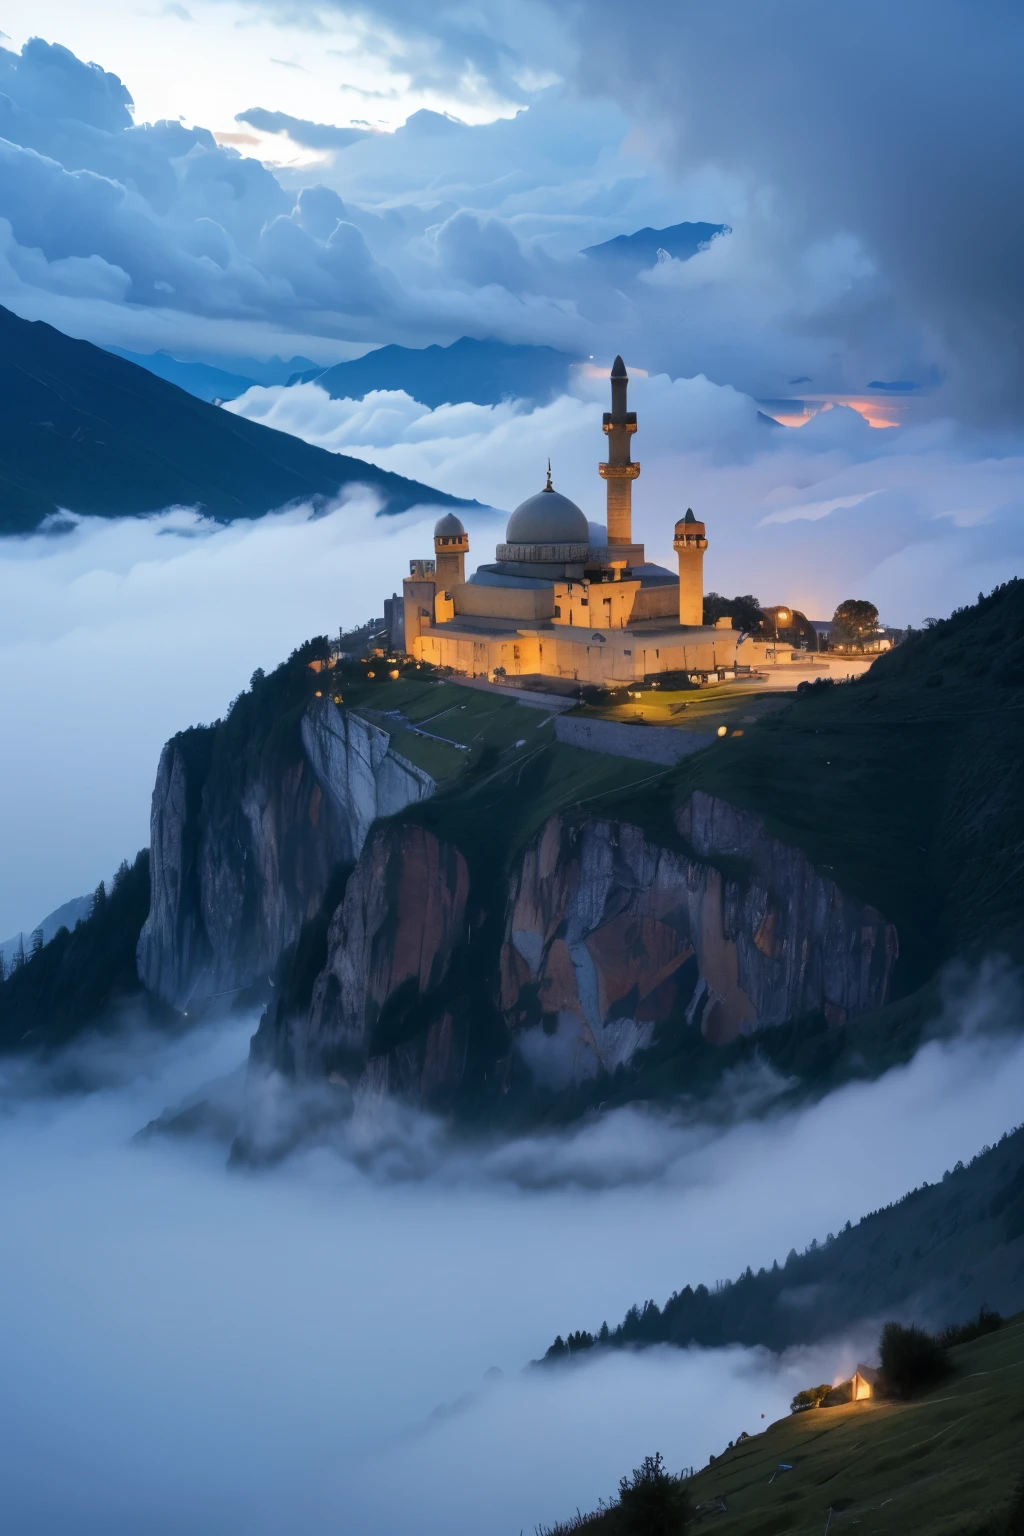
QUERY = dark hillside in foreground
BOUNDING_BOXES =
[543,1316,1024,1536]
[293,335,578,406]
[541,1122,1024,1360]
[0,306,478,530]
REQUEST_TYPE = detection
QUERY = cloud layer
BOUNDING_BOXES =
[229,370,1024,626]
[0,494,454,936]
[0,21,979,407]
[1,990,1023,1533]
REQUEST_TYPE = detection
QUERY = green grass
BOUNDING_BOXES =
[678,1314,1024,1535]
[571,682,791,735]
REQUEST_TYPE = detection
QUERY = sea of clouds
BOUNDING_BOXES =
[2,973,1023,1535]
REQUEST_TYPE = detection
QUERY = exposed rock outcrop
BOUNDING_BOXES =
[255,822,471,1104]
[246,787,898,1121]
[500,791,897,1088]
[137,701,434,1008]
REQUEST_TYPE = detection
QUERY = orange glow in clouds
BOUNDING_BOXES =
[762,396,905,429]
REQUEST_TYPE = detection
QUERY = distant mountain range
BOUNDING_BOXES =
[106,348,323,403]
[291,336,580,408]
[582,220,731,274]
[0,307,477,531]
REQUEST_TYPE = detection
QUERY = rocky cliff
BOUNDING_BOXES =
[244,787,897,1131]
[137,699,434,1009]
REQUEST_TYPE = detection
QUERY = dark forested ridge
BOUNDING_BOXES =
[541,1123,1024,1362]
[0,850,152,1051]
[0,305,479,530]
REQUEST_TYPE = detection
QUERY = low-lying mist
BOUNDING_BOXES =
[2,975,1024,1535]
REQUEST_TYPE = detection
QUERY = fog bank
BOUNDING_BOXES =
[2,988,1023,1534]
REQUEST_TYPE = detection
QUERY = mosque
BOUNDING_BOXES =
[388,357,741,687]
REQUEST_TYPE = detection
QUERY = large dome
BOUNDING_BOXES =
[505,484,589,545]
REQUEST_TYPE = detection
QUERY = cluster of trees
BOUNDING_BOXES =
[541,1123,1024,1363]
[0,926,44,982]
[0,854,150,1051]
[702,592,882,650]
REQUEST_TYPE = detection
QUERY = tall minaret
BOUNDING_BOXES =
[599,355,640,548]
[673,508,707,626]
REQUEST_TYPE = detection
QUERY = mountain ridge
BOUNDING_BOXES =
[0,306,479,530]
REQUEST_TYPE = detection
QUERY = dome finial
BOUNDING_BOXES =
[545,457,553,492]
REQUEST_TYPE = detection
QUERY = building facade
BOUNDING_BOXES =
[395,358,741,686]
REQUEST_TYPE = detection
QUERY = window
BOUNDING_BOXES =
[554,605,561,618]
[623,649,631,656]
[580,597,588,607]
[513,645,521,660]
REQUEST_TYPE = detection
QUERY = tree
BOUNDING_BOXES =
[791,1383,831,1412]
[91,879,107,917]
[13,934,26,972]
[879,1320,947,1396]
[614,1453,691,1535]
[703,591,765,634]
[30,928,44,958]
[832,599,879,644]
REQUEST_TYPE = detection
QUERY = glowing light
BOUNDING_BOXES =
[717,725,728,737]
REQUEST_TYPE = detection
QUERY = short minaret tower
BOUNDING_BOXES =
[433,512,469,585]
[599,355,640,547]
[673,508,707,626]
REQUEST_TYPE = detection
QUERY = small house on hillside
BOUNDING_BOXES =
[852,1364,881,1401]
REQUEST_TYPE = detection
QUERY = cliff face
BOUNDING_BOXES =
[137,701,434,1008]
[500,791,897,1090]
[247,788,897,1117]
[261,821,472,1101]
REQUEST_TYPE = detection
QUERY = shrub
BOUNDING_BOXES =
[938,1306,1003,1349]
[791,1383,832,1412]
[612,1453,691,1535]
[879,1321,948,1396]
[538,1453,691,1536]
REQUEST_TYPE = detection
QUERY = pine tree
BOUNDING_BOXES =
[30,928,43,957]
[91,880,107,916]
[13,934,26,971]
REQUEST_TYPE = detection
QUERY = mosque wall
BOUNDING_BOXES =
[412,624,739,684]
[453,582,555,622]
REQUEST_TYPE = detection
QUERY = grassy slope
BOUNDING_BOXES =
[0,305,475,528]
[679,1314,1024,1536]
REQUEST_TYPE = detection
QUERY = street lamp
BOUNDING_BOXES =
[774,607,790,658]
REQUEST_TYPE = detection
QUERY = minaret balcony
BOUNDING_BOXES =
[599,462,641,479]
[602,415,637,433]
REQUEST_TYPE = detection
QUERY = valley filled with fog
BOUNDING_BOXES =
[2,985,1022,1535]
